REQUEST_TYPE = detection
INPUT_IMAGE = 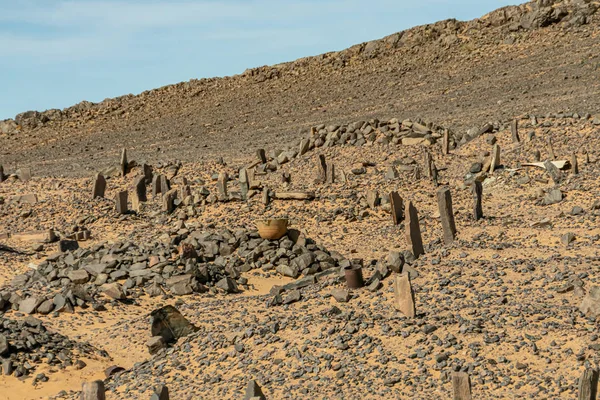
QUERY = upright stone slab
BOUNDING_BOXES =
[217,172,228,199]
[81,380,106,400]
[489,144,500,173]
[578,368,599,400]
[134,176,147,202]
[548,137,556,160]
[152,175,161,197]
[92,174,106,199]
[405,201,424,258]
[162,189,178,213]
[0,165,4,182]
[120,148,128,177]
[180,185,191,200]
[159,175,170,195]
[442,129,450,155]
[17,168,31,182]
[510,119,520,143]
[115,191,128,214]
[142,163,153,184]
[437,187,457,245]
[326,162,335,184]
[366,190,379,209]
[393,273,415,318]
[534,149,541,162]
[239,168,249,199]
[471,181,483,221]
[431,161,439,187]
[318,155,327,182]
[150,384,170,400]
[424,151,433,178]
[244,379,266,400]
[389,192,403,225]
[572,153,579,175]
[452,372,472,400]
[256,149,267,164]
[262,187,270,206]
[299,139,310,156]
[544,159,562,184]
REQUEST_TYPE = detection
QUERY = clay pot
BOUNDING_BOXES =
[257,219,288,240]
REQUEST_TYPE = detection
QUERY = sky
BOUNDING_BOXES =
[0,0,517,120]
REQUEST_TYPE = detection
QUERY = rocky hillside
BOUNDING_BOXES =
[0,0,599,176]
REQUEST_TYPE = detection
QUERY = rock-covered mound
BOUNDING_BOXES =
[0,316,107,379]
[3,226,349,315]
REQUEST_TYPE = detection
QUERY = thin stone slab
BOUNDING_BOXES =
[217,172,228,199]
[120,148,128,177]
[437,187,457,245]
[239,168,249,199]
[318,154,327,182]
[159,175,171,195]
[510,119,520,143]
[326,162,335,184]
[134,176,147,202]
[544,159,562,184]
[256,149,267,164]
[471,181,483,221]
[572,153,579,175]
[262,187,270,206]
[16,168,32,182]
[152,175,161,197]
[299,139,310,156]
[405,201,424,258]
[92,173,106,199]
[115,191,128,214]
[366,190,379,209]
[424,151,433,178]
[442,129,450,155]
[489,144,500,173]
[244,380,266,400]
[548,137,556,160]
[452,372,472,400]
[162,189,178,213]
[393,272,415,318]
[389,192,403,225]
[578,368,599,400]
[150,384,170,400]
[139,163,152,184]
[0,165,4,182]
[81,380,106,400]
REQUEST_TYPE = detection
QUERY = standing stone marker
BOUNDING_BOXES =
[299,139,310,156]
[17,168,32,182]
[393,273,415,317]
[217,172,228,199]
[244,379,266,400]
[534,149,541,162]
[318,155,327,182]
[163,189,178,213]
[442,129,450,155]
[150,385,170,400]
[92,173,106,199]
[511,119,520,143]
[115,191,128,214]
[257,149,267,164]
[544,159,562,184]
[262,187,270,206]
[120,148,128,177]
[81,380,106,400]
[489,144,500,173]
[366,190,379,209]
[142,163,153,184]
[152,175,161,197]
[572,153,579,175]
[159,175,170,195]
[132,176,146,212]
[0,165,4,182]
[239,168,249,199]
[578,368,599,400]
[389,192,403,225]
[431,161,439,187]
[405,201,424,258]
[424,151,433,178]
[452,372,472,400]
[326,162,335,184]
[437,187,457,245]
[548,137,556,160]
[471,181,483,221]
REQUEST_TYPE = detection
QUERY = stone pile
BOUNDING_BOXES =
[0,315,106,379]
[3,227,349,315]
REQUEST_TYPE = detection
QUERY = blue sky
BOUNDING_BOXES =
[0,0,516,120]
